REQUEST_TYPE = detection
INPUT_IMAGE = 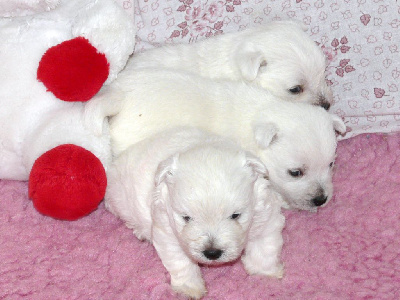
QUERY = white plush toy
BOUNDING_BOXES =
[0,0,135,220]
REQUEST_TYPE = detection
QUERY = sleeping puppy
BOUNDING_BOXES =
[85,69,346,211]
[127,20,332,109]
[105,127,285,299]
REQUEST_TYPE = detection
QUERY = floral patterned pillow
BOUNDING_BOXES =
[115,0,400,139]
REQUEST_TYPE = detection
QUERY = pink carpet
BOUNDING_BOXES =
[1,132,399,299]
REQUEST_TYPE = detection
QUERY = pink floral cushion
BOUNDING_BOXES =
[115,0,400,139]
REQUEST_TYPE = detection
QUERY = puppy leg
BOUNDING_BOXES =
[242,213,285,278]
[152,224,206,299]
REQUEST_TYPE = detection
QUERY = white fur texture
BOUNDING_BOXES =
[0,0,135,180]
[105,127,285,299]
[0,0,60,17]
[85,69,346,211]
[127,20,331,108]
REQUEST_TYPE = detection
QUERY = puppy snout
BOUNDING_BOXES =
[317,95,331,110]
[320,101,331,111]
[312,195,328,207]
[203,248,223,260]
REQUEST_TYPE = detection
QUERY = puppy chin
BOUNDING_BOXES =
[197,258,228,266]
[193,252,242,266]
[303,206,318,213]
[285,198,331,212]
[315,98,331,111]
[187,243,244,265]
[288,204,318,213]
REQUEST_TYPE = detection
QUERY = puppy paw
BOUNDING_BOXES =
[242,256,284,279]
[264,263,284,279]
[247,266,284,279]
[172,281,207,299]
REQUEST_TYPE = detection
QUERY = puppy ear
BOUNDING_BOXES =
[155,154,179,186]
[253,122,279,149]
[331,114,347,135]
[235,42,267,82]
[244,151,269,179]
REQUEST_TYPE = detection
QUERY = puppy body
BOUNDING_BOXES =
[86,68,346,211]
[106,127,285,299]
[127,20,331,107]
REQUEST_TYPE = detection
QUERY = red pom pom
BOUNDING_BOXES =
[37,37,109,102]
[29,144,107,220]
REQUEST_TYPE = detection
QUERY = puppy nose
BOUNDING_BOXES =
[203,248,223,260]
[312,195,328,207]
[320,101,331,110]
[318,95,331,110]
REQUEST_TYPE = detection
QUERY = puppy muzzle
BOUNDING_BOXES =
[203,248,223,260]
[316,94,332,110]
[317,96,331,110]
[311,195,328,207]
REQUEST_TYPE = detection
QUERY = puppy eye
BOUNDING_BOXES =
[230,213,241,220]
[288,169,304,177]
[182,215,191,223]
[289,85,303,94]
[329,162,334,168]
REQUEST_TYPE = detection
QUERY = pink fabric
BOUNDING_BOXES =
[1,132,399,299]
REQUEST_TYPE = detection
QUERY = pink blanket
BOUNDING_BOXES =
[1,132,399,299]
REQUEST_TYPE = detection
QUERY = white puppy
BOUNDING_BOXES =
[127,20,331,109]
[85,69,346,211]
[105,127,285,299]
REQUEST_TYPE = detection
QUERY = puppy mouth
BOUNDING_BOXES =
[200,259,226,266]
[288,202,318,212]
[314,99,331,110]
[285,196,329,212]
[311,194,329,207]
[197,254,240,266]
[315,94,332,110]
[195,254,226,265]
[194,247,242,265]
[304,206,318,213]
[284,187,330,211]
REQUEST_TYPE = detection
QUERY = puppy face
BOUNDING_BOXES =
[253,111,346,211]
[155,146,267,264]
[254,62,332,110]
[263,144,335,212]
[235,21,332,110]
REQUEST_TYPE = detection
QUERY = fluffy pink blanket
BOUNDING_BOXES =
[1,132,399,299]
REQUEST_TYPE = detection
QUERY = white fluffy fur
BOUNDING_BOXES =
[86,69,346,211]
[0,0,60,17]
[127,20,331,108]
[105,127,285,299]
[0,0,135,180]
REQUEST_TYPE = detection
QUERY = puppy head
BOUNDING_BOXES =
[155,145,267,264]
[234,20,332,110]
[253,106,346,211]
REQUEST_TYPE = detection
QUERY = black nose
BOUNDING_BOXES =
[312,195,328,207]
[320,101,331,110]
[203,248,223,260]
